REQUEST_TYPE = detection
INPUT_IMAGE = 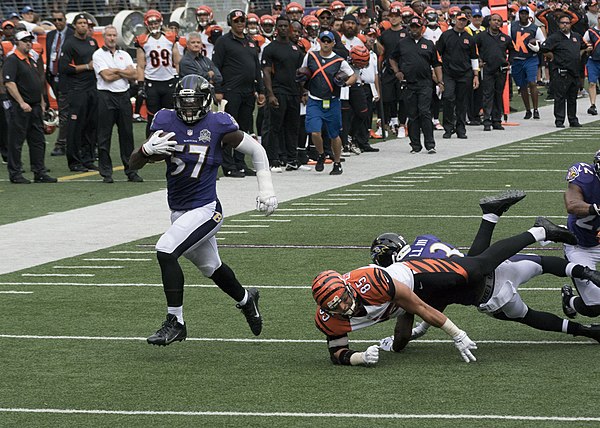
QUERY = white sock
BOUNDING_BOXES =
[569,296,577,310]
[168,306,184,325]
[562,319,569,333]
[482,213,499,224]
[527,226,546,242]
[565,263,576,277]
[237,290,249,306]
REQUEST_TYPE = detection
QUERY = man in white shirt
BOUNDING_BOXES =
[93,25,142,183]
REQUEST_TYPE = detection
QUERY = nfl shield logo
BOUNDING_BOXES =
[187,129,193,136]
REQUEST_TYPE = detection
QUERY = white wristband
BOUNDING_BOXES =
[440,318,462,338]
[349,352,365,366]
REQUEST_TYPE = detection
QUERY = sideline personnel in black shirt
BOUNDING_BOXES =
[59,13,98,172]
[437,13,479,139]
[262,15,304,170]
[4,31,56,184]
[541,13,590,127]
[475,14,513,131]
[213,9,265,178]
[389,17,442,154]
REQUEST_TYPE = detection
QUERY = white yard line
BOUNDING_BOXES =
[0,408,598,422]
[21,273,95,277]
[0,334,594,345]
[53,266,124,269]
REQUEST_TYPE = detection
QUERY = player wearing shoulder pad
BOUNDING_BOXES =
[129,75,277,347]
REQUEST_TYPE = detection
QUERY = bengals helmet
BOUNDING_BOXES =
[287,2,304,14]
[312,270,357,316]
[144,10,163,35]
[350,45,370,69]
[173,74,212,125]
[247,13,260,35]
[370,233,411,267]
[43,108,59,135]
[330,1,346,12]
[196,5,213,27]
[260,15,275,37]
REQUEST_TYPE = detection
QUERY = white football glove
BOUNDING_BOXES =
[256,196,278,216]
[362,345,380,365]
[379,335,394,352]
[527,41,540,52]
[142,131,176,156]
[453,330,477,363]
[411,322,431,340]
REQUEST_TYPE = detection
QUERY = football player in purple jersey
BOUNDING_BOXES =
[370,190,600,352]
[562,150,600,318]
[129,74,278,346]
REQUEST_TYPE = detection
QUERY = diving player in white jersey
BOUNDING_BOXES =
[370,191,600,353]
[129,75,278,346]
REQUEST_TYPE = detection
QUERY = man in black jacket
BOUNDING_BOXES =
[541,13,590,127]
[437,13,479,139]
[476,14,513,131]
[45,9,73,157]
[178,31,222,85]
[213,9,265,178]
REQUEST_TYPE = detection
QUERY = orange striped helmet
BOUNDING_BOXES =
[350,45,370,68]
[312,270,357,315]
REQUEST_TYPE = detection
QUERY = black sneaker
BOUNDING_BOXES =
[524,110,532,120]
[562,285,577,319]
[128,174,144,182]
[492,124,505,130]
[577,324,600,342]
[534,217,577,245]
[533,109,540,119]
[10,175,31,184]
[588,105,598,116]
[147,313,187,346]
[50,146,65,156]
[236,288,262,336]
[479,190,526,215]
[330,162,343,175]
[581,267,600,287]
[285,162,299,171]
[315,154,325,172]
[103,176,114,184]
[34,174,58,183]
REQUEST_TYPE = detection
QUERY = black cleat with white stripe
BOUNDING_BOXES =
[237,287,263,336]
[479,190,526,216]
[147,313,187,346]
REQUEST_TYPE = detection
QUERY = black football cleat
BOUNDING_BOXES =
[581,267,600,287]
[577,324,600,343]
[534,217,578,245]
[147,313,187,346]
[479,190,526,216]
[561,285,577,319]
[236,287,263,336]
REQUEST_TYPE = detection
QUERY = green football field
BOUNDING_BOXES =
[1,122,600,427]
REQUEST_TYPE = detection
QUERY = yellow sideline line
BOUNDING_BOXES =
[58,166,124,182]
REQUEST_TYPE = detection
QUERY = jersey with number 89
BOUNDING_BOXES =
[151,109,239,211]
[566,162,600,247]
[136,33,178,81]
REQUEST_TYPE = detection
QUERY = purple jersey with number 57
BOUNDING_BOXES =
[566,162,600,247]
[151,109,239,211]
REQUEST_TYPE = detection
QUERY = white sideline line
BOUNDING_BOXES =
[53,266,124,269]
[380,180,430,183]
[230,219,291,222]
[257,214,565,218]
[221,225,270,228]
[83,258,151,261]
[0,282,309,288]
[275,208,330,211]
[217,231,248,234]
[0,408,598,422]
[336,189,565,193]
[0,282,564,291]
[0,291,33,294]
[311,198,365,201]
[0,334,594,345]
[362,184,416,187]
[21,274,95,277]
[291,203,348,206]
[110,251,153,254]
